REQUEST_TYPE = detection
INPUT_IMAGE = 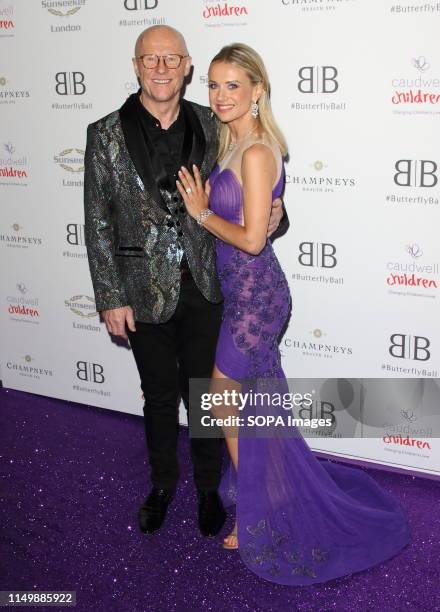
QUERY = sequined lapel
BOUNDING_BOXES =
[181,100,206,177]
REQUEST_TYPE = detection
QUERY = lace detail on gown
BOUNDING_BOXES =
[208,137,410,585]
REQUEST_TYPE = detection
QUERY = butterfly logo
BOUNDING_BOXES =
[246,519,266,537]
[292,565,317,578]
[312,548,329,562]
[412,56,430,72]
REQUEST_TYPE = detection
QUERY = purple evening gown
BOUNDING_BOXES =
[208,162,411,585]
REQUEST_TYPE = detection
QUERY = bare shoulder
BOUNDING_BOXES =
[242,142,276,164]
[242,143,277,180]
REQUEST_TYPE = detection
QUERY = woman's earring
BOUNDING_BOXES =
[251,101,259,118]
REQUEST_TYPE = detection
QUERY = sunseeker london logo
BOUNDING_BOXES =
[0,142,28,186]
[54,148,84,187]
[391,56,440,115]
[386,244,438,298]
[0,77,31,105]
[286,160,356,193]
[65,294,101,333]
[42,0,85,32]
[0,4,14,37]
[202,0,249,26]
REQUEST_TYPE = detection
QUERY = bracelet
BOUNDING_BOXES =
[196,209,214,226]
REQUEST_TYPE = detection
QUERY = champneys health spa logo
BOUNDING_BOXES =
[63,222,87,259]
[65,294,101,333]
[385,159,439,207]
[391,56,440,116]
[0,77,31,105]
[281,0,356,13]
[54,148,84,187]
[0,143,28,186]
[286,160,356,193]
[281,328,353,361]
[73,360,111,397]
[291,65,347,112]
[6,282,40,324]
[386,244,438,299]
[0,4,15,37]
[0,223,43,250]
[202,0,249,26]
[7,354,54,380]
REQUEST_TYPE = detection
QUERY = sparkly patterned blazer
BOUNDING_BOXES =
[84,97,223,323]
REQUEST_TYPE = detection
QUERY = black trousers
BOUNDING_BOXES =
[128,273,224,491]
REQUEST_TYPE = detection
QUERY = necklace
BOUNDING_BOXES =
[228,126,258,152]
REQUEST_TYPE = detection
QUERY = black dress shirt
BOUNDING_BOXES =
[135,95,190,271]
[136,97,185,187]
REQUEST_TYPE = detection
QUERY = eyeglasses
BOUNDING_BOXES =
[135,54,189,69]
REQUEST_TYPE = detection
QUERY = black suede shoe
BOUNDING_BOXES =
[197,490,226,537]
[138,488,174,534]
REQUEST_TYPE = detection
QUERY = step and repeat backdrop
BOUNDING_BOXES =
[1,0,439,477]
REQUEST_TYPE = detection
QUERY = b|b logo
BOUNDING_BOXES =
[298,66,338,94]
[298,242,337,268]
[76,361,105,383]
[66,223,85,246]
[394,160,438,188]
[123,0,158,9]
[389,334,430,361]
[55,72,86,96]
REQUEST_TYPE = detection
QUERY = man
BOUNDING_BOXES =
[84,26,286,537]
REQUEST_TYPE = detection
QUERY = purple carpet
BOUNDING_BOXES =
[1,388,439,612]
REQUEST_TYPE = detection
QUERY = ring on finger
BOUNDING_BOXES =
[185,187,192,194]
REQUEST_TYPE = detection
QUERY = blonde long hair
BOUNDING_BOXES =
[210,43,288,161]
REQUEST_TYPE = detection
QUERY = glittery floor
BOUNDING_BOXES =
[1,388,439,612]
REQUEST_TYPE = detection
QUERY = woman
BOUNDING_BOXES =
[176,43,410,586]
